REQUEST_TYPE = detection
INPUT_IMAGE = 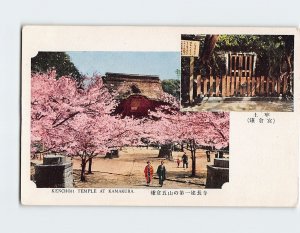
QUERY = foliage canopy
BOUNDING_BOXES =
[31,52,82,83]
[205,35,294,77]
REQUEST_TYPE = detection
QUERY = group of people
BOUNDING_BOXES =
[144,150,214,187]
[143,152,189,188]
[176,152,189,168]
[176,151,212,168]
[144,160,166,187]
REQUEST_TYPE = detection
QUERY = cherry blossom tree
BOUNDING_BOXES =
[178,111,229,176]
[31,70,229,182]
[31,71,119,181]
[142,98,229,176]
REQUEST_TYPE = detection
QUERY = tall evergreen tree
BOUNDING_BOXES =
[31,52,82,83]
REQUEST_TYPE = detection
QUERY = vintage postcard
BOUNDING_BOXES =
[21,26,299,206]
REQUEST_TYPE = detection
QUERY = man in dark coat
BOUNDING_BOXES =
[206,150,211,162]
[157,161,166,187]
[182,152,188,168]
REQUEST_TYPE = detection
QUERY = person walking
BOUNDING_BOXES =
[182,152,188,168]
[206,150,211,162]
[176,157,181,168]
[157,160,166,187]
[144,161,154,186]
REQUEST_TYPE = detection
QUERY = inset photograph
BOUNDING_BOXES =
[181,34,294,112]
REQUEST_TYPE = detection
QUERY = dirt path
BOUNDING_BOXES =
[181,100,293,112]
[72,147,218,189]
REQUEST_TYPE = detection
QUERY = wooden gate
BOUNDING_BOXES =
[184,52,291,103]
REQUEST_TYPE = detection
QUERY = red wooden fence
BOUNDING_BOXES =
[189,73,290,98]
[185,53,291,103]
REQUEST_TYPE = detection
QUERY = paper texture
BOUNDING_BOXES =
[21,26,299,206]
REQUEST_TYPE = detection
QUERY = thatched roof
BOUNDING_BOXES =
[103,72,164,101]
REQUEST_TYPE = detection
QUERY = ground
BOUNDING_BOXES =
[31,147,227,189]
[181,98,293,112]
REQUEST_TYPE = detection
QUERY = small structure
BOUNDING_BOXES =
[103,72,166,117]
[103,72,172,158]
[205,158,229,188]
[35,155,73,188]
[105,149,119,159]
[158,144,173,159]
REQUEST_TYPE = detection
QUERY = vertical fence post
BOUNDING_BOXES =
[283,74,288,95]
[251,76,256,96]
[260,76,265,95]
[239,54,244,96]
[256,76,261,95]
[249,55,253,96]
[189,57,194,103]
[226,73,231,97]
[277,76,281,95]
[216,75,220,96]
[246,56,251,96]
[230,54,235,96]
[222,75,226,97]
[204,71,208,96]
[197,74,201,96]
[271,77,275,95]
[210,70,214,96]
[266,76,270,96]
[244,55,248,95]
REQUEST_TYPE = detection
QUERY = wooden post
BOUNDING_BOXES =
[244,55,251,96]
[196,74,201,96]
[251,76,256,96]
[266,76,270,96]
[239,54,243,96]
[231,73,235,96]
[261,76,265,95]
[249,55,253,77]
[216,76,220,96]
[271,77,275,94]
[230,55,235,96]
[204,74,208,96]
[283,75,288,94]
[234,56,239,96]
[256,76,260,95]
[210,74,214,96]
[189,57,194,103]
[227,75,231,97]
[277,76,281,94]
[222,75,226,97]
[249,55,253,96]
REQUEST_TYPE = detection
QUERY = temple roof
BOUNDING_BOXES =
[103,72,164,101]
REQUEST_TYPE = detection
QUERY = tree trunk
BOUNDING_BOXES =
[285,54,292,74]
[285,54,293,95]
[80,158,87,182]
[201,35,219,66]
[191,149,196,177]
[87,158,93,174]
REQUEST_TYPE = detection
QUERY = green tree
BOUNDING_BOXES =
[162,79,180,99]
[212,35,294,77]
[31,52,82,83]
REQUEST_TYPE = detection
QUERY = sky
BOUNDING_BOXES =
[67,51,180,80]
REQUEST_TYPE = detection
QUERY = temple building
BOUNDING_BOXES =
[103,72,166,117]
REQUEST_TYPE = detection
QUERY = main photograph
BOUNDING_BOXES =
[30,51,229,189]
